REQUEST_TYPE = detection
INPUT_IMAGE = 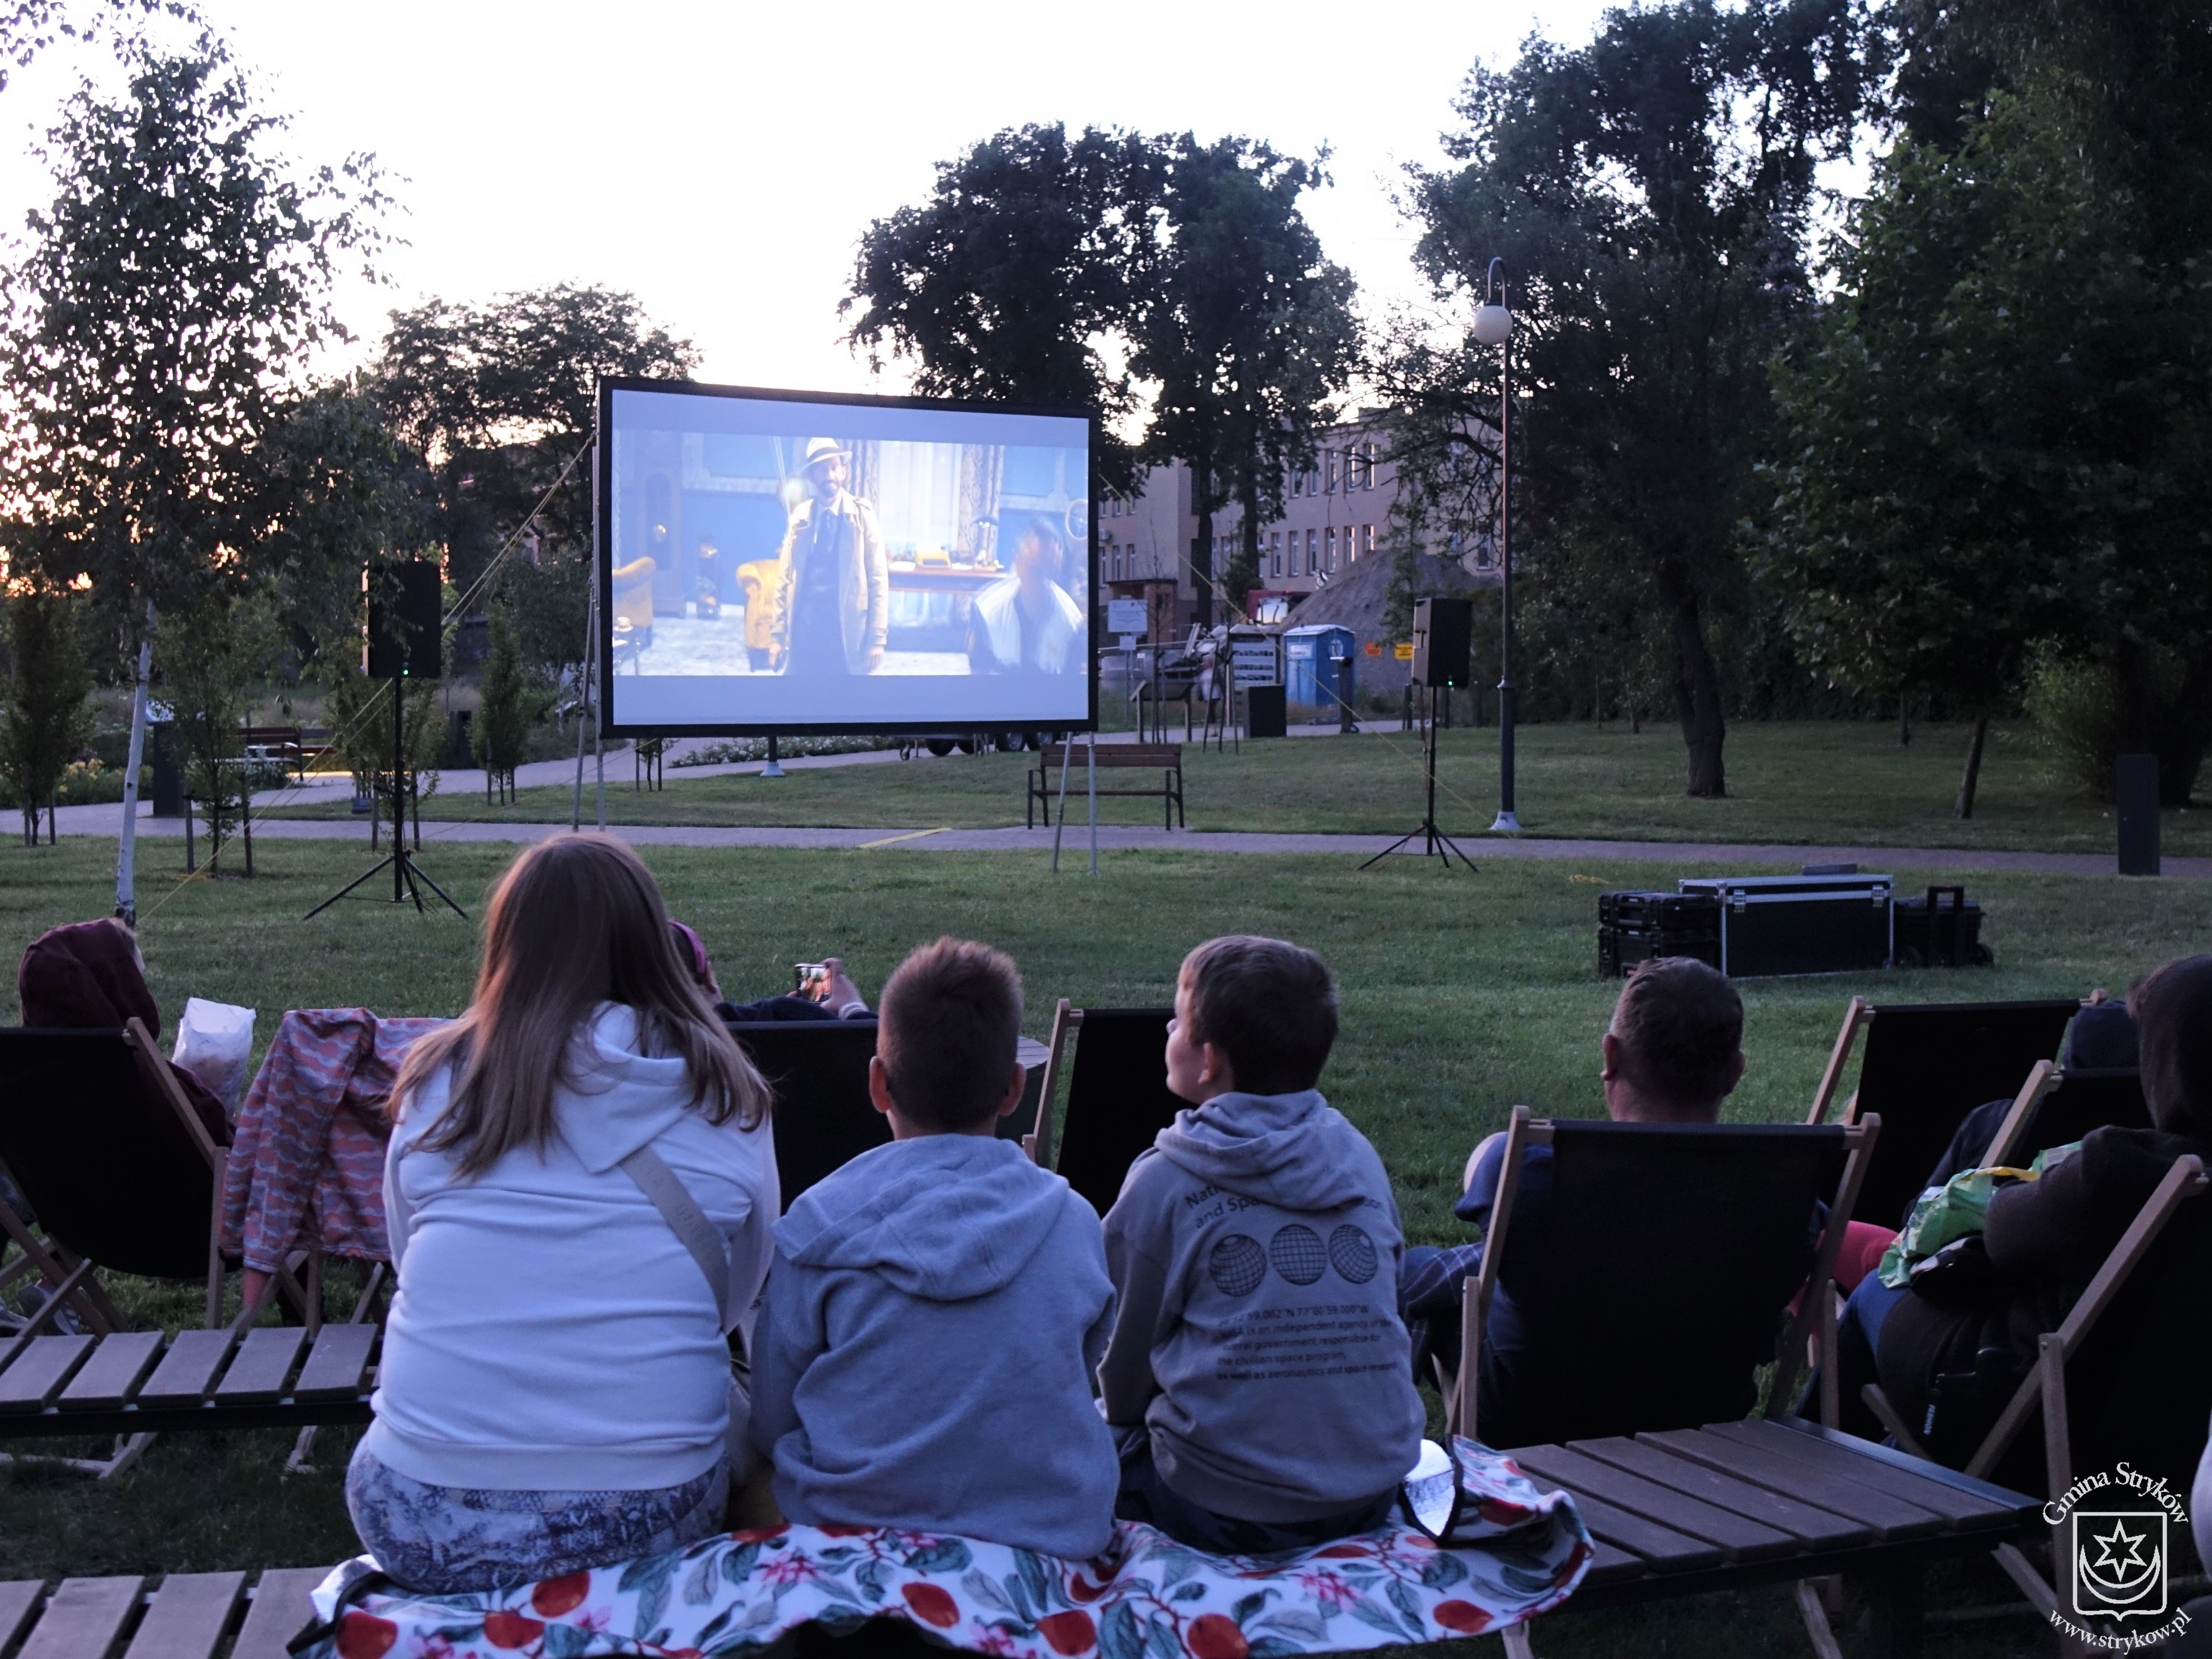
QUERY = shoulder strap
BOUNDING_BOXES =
[619,1144,733,1328]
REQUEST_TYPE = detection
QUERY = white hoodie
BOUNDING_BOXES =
[363,1005,778,1492]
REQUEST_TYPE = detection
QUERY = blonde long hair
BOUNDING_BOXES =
[396,835,769,1177]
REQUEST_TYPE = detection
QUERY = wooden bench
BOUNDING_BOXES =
[0,1565,329,1658]
[1503,1417,2040,1656]
[1027,743,1185,830]
[0,1321,377,1449]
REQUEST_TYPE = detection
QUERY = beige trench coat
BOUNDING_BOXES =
[769,492,889,673]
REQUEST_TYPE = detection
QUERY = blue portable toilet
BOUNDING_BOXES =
[1283,624,1356,715]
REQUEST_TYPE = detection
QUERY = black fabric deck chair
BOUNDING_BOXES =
[1982,1066,2149,1168]
[1807,996,2077,1227]
[1453,1107,1880,1452]
[1861,1154,2210,1640]
[0,1019,227,1334]
[727,1019,888,1212]
[1028,1004,1182,1214]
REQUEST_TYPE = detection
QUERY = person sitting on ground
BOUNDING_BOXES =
[1841,954,2212,1489]
[1399,957,1895,1418]
[349,835,778,1593]
[1098,935,1425,1554]
[15,916,231,1146]
[668,920,871,1022]
[748,937,1117,1558]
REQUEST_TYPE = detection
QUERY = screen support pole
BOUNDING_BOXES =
[1051,739,1074,872]
[572,580,596,832]
[1087,732,1098,876]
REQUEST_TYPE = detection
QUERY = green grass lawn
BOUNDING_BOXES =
[2,835,2205,1653]
[272,719,2209,856]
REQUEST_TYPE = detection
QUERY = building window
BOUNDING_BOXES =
[1290,469,1303,497]
[1325,527,1336,569]
[1270,532,1282,576]
[1306,528,1318,568]
[1326,454,1339,493]
[1290,536,1302,576]
[1362,523,1375,556]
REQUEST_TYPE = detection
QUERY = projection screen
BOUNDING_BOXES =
[597,379,1097,736]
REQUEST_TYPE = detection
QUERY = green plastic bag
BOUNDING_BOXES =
[1876,1142,2080,1289]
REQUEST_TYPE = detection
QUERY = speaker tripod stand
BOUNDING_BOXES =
[1359,684,1474,872]
[304,675,467,919]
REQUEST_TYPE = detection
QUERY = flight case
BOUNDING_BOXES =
[1676,873,1894,977]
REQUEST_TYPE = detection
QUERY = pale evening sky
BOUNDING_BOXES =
[0,0,1621,397]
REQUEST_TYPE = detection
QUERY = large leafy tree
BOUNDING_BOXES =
[0,41,383,918]
[843,124,1164,498]
[0,583,93,844]
[1391,0,1868,796]
[1766,0,2212,804]
[1135,137,1358,622]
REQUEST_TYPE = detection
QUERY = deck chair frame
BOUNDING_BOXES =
[1023,999,1081,1168]
[1860,1152,2207,1648]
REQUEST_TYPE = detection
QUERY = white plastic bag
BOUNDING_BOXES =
[171,997,256,1119]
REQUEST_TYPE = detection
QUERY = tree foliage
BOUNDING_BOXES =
[1388,0,1869,795]
[471,595,534,802]
[0,583,92,843]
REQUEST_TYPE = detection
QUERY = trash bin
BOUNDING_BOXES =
[1247,685,1287,738]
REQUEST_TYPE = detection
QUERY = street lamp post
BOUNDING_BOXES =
[1473,258,1519,832]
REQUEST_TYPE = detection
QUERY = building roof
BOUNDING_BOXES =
[1282,548,1487,649]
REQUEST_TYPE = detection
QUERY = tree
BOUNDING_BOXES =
[0,584,92,844]
[1766,9,2212,804]
[157,588,280,867]
[0,40,383,918]
[843,124,1164,498]
[1390,0,1869,797]
[472,595,533,804]
[1134,136,1358,622]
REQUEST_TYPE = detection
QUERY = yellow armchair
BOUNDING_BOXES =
[738,558,784,666]
[612,556,656,638]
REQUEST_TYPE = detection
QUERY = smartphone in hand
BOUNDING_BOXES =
[793,962,832,1002]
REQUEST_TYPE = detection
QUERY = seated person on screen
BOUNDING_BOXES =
[1098,936,1425,1554]
[1398,958,1895,1408]
[967,515,1084,676]
[747,938,1118,1558]
[668,921,871,1022]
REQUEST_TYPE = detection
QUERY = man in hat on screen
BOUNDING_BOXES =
[967,513,1084,675]
[772,437,889,676]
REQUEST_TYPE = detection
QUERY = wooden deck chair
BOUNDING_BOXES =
[727,1020,888,1212]
[1030,1005,1183,1215]
[1860,1153,2208,1646]
[1980,1064,2150,1170]
[1452,1108,1881,1448]
[0,1564,333,1657]
[1462,1109,1879,1659]
[1806,997,2077,1228]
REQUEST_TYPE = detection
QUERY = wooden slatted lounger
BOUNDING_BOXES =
[0,1566,329,1659]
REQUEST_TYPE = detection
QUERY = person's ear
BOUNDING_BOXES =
[998,1062,1026,1119]
[868,1054,897,1118]
[1721,1049,1747,1099]
[1600,1031,1625,1082]
[1201,1041,1234,1093]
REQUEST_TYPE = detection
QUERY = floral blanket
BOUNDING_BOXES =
[299,1442,1589,1659]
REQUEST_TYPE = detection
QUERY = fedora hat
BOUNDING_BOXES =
[800,437,850,470]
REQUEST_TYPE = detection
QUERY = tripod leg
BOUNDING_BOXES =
[1357,828,1429,870]
[396,853,426,914]
[302,855,401,920]
[401,855,469,919]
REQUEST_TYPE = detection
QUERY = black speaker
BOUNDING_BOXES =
[1411,596,1473,688]
[2117,753,2160,876]
[365,562,443,679]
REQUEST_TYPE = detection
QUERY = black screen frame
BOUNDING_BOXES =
[594,376,1100,739]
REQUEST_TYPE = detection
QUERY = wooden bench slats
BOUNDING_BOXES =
[0,1337,96,1412]
[0,1582,43,1649]
[1711,1421,2019,1527]
[121,1571,245,1659]
[19,1575,142,1659]
[212,1327,309,1406]
[1571,1435,1873,1550]
[57,1332,165,1411]
[230,1568,333,1659]
[135,1330,236,1408]
[1511,1445,1798,1562]
[1640,1428,1950,1540]
[1037,745,1182,766]
[1578,1539,1651,1585]
[1542,1486,1726,1572]
[292,1324,377,1403]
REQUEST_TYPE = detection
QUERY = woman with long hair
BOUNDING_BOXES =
[347,835,776,1591]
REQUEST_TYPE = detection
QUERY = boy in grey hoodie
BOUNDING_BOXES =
[748,938,1119,1560]
[1099,936,1425,1553]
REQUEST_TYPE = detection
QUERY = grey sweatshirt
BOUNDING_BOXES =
[1098,1090,1426,1523]
[749,1133,1119,1560]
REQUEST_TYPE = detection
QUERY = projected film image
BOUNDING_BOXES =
[601,384,1092,733]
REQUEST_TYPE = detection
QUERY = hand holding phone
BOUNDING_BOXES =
[794,962,832,1002]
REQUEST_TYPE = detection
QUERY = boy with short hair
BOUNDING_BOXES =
[748,937,1118,1558]
[1098,935,1424,1553]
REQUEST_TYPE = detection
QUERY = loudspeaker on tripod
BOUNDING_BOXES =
[1411,597,1473,688]
[365,562,444,680]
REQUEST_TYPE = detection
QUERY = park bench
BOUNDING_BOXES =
[1026,743,1184,830]
[0,1565,328,1658]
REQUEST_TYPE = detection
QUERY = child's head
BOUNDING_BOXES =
[1170,935,1338,1102]
[399,835,767,1175]
[1602,957,1744,1121]
[875,937,1024,1133]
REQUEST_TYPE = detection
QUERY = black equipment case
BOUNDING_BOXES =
[1597,891,1721,978]
[1675,873,1894,978]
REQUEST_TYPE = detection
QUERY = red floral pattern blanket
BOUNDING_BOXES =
[300,1442,1590,1659]
[219,1009,446,1273]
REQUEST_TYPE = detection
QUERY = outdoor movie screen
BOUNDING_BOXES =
[597,379,1096,735]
